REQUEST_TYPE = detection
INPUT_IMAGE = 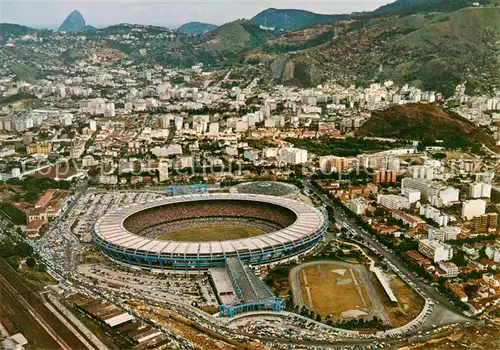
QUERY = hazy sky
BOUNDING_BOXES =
[0,0,394,28]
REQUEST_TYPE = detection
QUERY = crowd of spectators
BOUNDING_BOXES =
[123,200,297,234]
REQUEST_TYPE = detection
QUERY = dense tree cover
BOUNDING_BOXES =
[0,92,38,106]
[448,234,497,245]
[6,176,71,191]
[285,137,409,157]
[0,203,27,225]
[359,104,495,150]
[295,304,389,330]
[0,236,34,269]
[452,251,469,267]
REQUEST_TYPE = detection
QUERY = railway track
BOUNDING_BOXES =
[0,272,72,350]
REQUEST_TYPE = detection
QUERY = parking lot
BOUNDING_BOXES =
[78,264,219,311]
[71,191,164,242]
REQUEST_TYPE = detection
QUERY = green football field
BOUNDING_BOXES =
[155,225,266,242]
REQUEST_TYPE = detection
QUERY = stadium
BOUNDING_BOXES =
[92,193,327,271]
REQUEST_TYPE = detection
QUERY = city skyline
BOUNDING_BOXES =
[1,0,393,28]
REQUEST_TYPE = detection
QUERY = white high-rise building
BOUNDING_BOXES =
[209,122,219,134]
[348,198,366,215]
[377,194,411,210]
[159,162,169,182]
[420,205,449,227]
[280,148,308,165]
[403,188,421,204]
[11,168,21,178]
[469,182,492,199]
[462,199,486,220]
[402,178,432,200]
[408,165,435,180]
[418,239,453,263]
[402,178,458,206]
[437,187,460,206]
[428,227,460,242]
[175,116,183,130]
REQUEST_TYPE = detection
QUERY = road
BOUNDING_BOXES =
[304,180,471,327]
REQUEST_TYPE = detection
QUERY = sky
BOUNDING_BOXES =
[0,0,394,29]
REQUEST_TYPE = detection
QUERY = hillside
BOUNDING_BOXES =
[356,104,496,149]
[178,22,217,35]
[0,23,52,43]
[265,7,500,96]
[371,0,500,17]
[251,8,350,31]
[163,20,277,66]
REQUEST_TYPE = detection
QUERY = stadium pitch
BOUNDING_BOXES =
[155,225,266,242]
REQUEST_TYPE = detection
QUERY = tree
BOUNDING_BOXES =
[38,263,47,272]
[26,257,36,268]
[452,252,468,267]
[315,314,322,322]
[431,152,447,160]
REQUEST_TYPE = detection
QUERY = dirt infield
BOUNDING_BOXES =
[297,262,372,318]
[156,225,265,242]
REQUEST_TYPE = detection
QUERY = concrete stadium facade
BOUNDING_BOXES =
[92,193,327,271]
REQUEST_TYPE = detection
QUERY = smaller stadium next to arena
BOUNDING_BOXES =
[93,193,327,271]
[230,181,300,199]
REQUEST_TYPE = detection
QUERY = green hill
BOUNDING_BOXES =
[163,20,277,66]
[356,103,496,149]
[0,23,52,43]
[178,22,217,35]
[251,8,350,31]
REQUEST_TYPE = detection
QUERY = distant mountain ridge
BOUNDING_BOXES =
[178,22,217,35]
[251,8,350,31]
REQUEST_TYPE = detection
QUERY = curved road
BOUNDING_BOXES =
[304,181,471,329]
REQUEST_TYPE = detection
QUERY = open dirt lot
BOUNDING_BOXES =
[156,225,265,241]
[370,272,425,327]
[297,263,372,318]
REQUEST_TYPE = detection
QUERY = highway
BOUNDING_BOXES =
[303,180,471,326]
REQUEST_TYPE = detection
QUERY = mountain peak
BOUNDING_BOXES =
[58,10,86,32]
